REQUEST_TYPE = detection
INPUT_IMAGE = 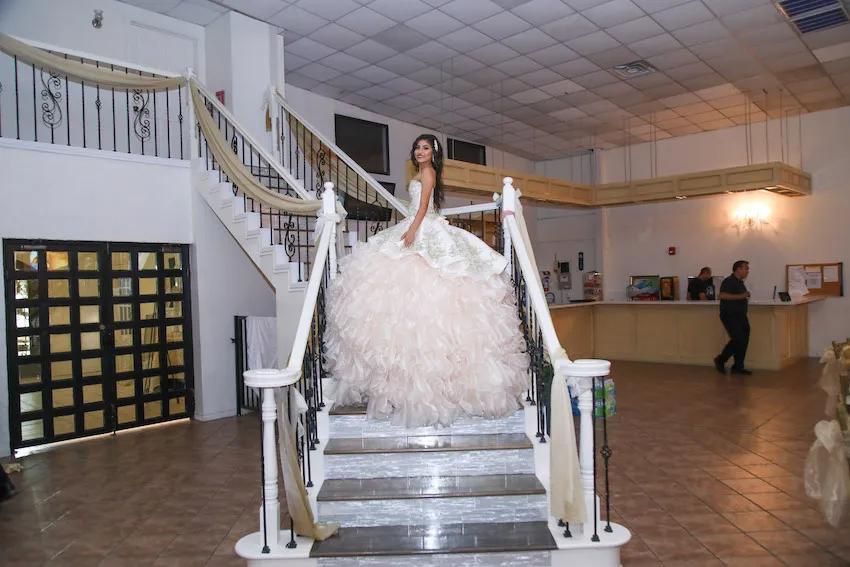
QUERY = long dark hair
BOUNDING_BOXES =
[410,134,444,211]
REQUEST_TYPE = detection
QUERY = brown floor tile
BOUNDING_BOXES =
[701,465,756,479]
[740,464,797,478]
[721,478,782,494]
[720,557,785,566]
[674,512,741,536]
[663,559,726,567]
[694,533,771,557]
[744,492,811,512]
[701,494,762,513]
[747,530,824,555]
[777,553,849,566]
[721,511,789,532]
[203,558,246,567]
[620,537,658,563]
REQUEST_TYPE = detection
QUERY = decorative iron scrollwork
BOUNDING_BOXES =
[231,133,238,155]
[132,89,151,142]
[283,215,297,261]
[315,146,327,190]
[40,70,63,130]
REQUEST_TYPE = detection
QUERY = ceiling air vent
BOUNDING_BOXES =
[775,0,849,34]
[611,60,656,80]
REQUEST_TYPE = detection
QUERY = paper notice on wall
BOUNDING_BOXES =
[824,265,839,283]
[788,265,809,296]
[804,266,823,289]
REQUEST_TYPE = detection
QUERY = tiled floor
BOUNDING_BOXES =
[1,359,849,566]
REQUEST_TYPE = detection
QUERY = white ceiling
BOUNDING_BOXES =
[120,0,850,160]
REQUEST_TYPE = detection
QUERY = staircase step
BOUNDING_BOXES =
[329,403,366,416]
[319,473,544,501]
[323,434,535,480]
[330,408,526,438]
[310,521,556,559]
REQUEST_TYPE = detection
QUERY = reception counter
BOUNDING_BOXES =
[550,298,822,371]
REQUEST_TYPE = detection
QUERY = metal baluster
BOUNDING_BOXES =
[177,84,184,159]
[81,76,86,148]
[601,377,613,533]
[31,64,37,143]
[110,65,116,152]
[125,68,130,153]
[95,62,102,150]
[152,87,158,157]
[591,378,600,542]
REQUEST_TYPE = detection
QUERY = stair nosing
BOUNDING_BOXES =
[324,433,533,455]
[317,473,545,502]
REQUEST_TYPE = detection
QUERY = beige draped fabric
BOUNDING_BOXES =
[0,33,185,90]
[277,387,339,541]
[190,84,325,214]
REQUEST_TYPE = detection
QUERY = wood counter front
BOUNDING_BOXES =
[549,299,820,371]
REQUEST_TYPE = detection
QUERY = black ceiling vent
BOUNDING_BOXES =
[611,60,656,80]
[775,0,849,34]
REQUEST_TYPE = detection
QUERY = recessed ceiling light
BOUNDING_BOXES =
[611,60,656,80]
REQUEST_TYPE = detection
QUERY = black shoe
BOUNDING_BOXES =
[713,356,726,374]
[730,368,753,376]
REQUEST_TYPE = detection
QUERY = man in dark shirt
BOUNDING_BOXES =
[714,260,752,375]
[688,267,712,300]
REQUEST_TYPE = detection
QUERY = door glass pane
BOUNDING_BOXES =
[16,307,39,328]
[80,332,100,351]
[79,305,100,324]
[19,363,42,384]
[17,335,41,357]
[54,415,75,435]
[144,401,162,419]
[20,392,42,412]
[167,349,184,367]
[53,388,74,408]
[139,278,158,296]
[83,384,102,404]
[14,251,38,271]
[164,301,182,319]
[142,327,159,345]
[138,252,157,270]
[164,276,183,295]
[140,302,158,320]
[143,376,160,394]
[169,397,186,415]
[142,352,160,370]
[169,372,186,390]
[15,279,40,299]
[81,358,101,377]
[51,360,72,381]
[114,304,133,322]
[48,280,70,298]
[21,420,44,441]
[115,329,134,348]
[78,252,98,271]
[84,411,104,430]
[79,279,100,298]
[115,354,134,373]
[113,277,132,298]
[164,252,182,270]
[112,252,131,271]
[46,251,70,271]
[49,306,71,326]
[166,325,183,343]
[118,405,136,424]
[50,334,72,353]
[117,379,135,398]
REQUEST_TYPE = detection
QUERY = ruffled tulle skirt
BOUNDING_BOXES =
[324,223,529,428]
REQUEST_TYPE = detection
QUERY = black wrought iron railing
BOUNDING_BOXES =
[0,47,186,158]
[234,316,260,415]
[194,87,316,281]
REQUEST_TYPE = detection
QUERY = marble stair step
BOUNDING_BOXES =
[318,473,544,501]
[329,403,366,416]
[323,434,536,480]
[310,521,556,559]
[329,408,526,438]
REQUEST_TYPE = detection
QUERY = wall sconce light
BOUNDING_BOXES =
[92,9,103,29]
[733,203,770,231]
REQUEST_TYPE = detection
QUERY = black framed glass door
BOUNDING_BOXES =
[4,240,194,451]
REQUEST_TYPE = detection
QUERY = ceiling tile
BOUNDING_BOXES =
[666,124,703,135]
[346,39,397,64]
[660,92,701,107]
[220,0,287,19]
[671,20,730,47]
[287,37,338,61]
[720,5,784,33]
[309,23,365,51]
[467,42,523,65]
[606,17,666,44]
[511,0,575,26]
[270,5,329,34]
[366,0,431,21]
[531,98,572,113]
[628,102,674,116]
[624,72,675,89]
[493,77,536,95]
[786,76,835,95]
[518,68,567,87]
[750,38,809,59]
[405,10,466,38]
[648,48,700,70]
[666,61,715,81]
[493,56,545,75]
[586,46,640,69]
[566,31,621,56]
[287,73,322,90]
[550,107,588,120]
[284,53,311,70]
[352,64,399,83]
[540,78,585,95]
[573,70,620,88]
[502,28,559,54]
[802,25,850,51]
[654,116,691,128]
[407,42,461,65]
[326,73,373,90]
[630,0,691,14]
[540,14,599,42]
[643,82,688,98]
[456,105,494,119]
[610,90,652,108]
[320,51,370,73]
[687,109,725,123]
[560,90,604,105]
[472,11,534,39]
[441,0,504,24]
[527,44,580,66]
[373,24,431,51]
[708,93,748,109]
[739,22,798,47]
[705,55,765,81]
[629,34,683,58]
[776,64,827,84]
[765,53,819,74]
[704,0,771,17]
[593,81,638,98]
[439,27,495,51]
[675,101,714,115]
[378,54,429,75]
[700,118,735,130]
[689,37,741,60]
[336,6,397,36]
[294,0,361,20]
[438,77,480,95]
[552,58,602,78]
[386,94,424,109]
[651,1,714,31]
[465,66,512,86]
[583,0,645,28]
[562,0,610,9]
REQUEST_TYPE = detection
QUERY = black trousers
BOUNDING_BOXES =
[718,312,750,370]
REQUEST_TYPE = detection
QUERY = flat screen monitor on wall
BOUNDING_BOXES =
[334,114,390,175]
[448,138,486,166]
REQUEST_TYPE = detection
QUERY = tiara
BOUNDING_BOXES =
[433,139,439,152]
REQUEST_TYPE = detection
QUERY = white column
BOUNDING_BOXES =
[268,84,281,166]
[184,69,198,164]
[259,386,280,547]
[322,183,338,279]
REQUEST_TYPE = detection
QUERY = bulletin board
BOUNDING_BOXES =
[786,263,843,297]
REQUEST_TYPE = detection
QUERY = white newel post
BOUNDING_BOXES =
[565,358,611,537]
[500,182,513,266]
[322,183,339,278]
[243,368,300,551]
[185,68,198,164]
[268,84,281,166]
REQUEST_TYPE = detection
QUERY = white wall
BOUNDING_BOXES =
[282,85,535,206]
[0,140,193,457]
[189,191,276,422]
[598,106,850,355]
[0,0,207,81]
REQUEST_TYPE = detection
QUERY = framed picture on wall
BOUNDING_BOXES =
[343,182,395,222]
[628,275,661,301]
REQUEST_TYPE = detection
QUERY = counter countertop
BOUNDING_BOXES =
[549,296,825,310]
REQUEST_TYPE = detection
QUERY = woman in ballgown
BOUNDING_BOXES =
[323,134,528,428]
